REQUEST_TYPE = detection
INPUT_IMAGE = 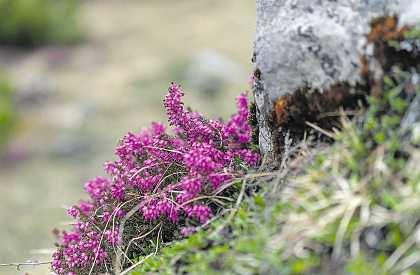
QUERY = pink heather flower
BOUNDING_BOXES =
[101,211,111,223]
[116,209,125,218]
[208,173,233,189]
[176,192,196,205]
[67,207,79,218]
[224,94,252,144]
[234,148,261,167]
[110,180,125,201]
[104,161,118,175]
[180,226,196,237]
[183,143,221,174]
[180,177,203,194]
[84,177,111,202]
[105,229,121,245]
[151,122,166,136]
[78,201,94,215]
[188,204,212,223]
[164,83,185,127]
[141,199,160,221]
[248,72,257,88]
[52,83,259,274]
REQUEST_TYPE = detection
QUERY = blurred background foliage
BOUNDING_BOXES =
[0,0,81,46]
[0,74,15,152]
[0,0,255,274]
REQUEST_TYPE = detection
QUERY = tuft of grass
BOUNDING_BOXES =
[0,0,81,47]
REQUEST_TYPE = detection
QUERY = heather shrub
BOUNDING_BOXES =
[0,0,80,46]
[51,83,260,274]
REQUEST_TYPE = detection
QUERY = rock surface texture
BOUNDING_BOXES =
[254,0,420,157]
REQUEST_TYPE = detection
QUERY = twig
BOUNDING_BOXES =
[305,121,335,139]
[119,223,163,275]
[210,177,247,238]
[153,170,185,193]
[155,224,163,255]
[317,110,361,119]
[213,172,279,195]
[112,198,140,256]
[129,163,160,181]
[0,260,51,271]
[123,222,162,265]
[88,206,116,275]
[181,195,234,206]
[144,146,183,155]
[114,203,144,273]
[119,253,154,275]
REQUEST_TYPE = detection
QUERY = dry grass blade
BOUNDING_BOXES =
[210,177,247,238]
[118,253,154,275]
[0,260,52,270]
[383,225,420,272]
[305,121,335,139]
[332,198,361,260]
[122,222,162,266]
[119,224,163,275]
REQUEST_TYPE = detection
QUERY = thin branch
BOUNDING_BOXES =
[129,163,160,181]
[210,177,247,238]
[123,222,162,265]
[305,121,335,139]
[144,146,183,155]
[115,203,144,272]
[119,223,163,275]
[317,110,361,119]
[119,253,154,275]
[88,207,115,275]
[0,260,51,271]
[180,195,234,207]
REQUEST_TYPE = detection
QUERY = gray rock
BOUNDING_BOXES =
[254,0,420,156]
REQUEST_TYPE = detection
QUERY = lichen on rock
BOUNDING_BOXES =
[254,0,420,158]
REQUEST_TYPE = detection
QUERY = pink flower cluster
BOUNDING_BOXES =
[52,83,259,274]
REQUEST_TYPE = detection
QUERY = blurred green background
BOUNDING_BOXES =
[0,0,255,274]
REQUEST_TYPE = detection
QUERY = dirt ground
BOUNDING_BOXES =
[0,0,254,274]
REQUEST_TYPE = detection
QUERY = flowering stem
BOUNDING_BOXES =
[129,163,160,181]
[144,146,183,155]
[180,195,235,207]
